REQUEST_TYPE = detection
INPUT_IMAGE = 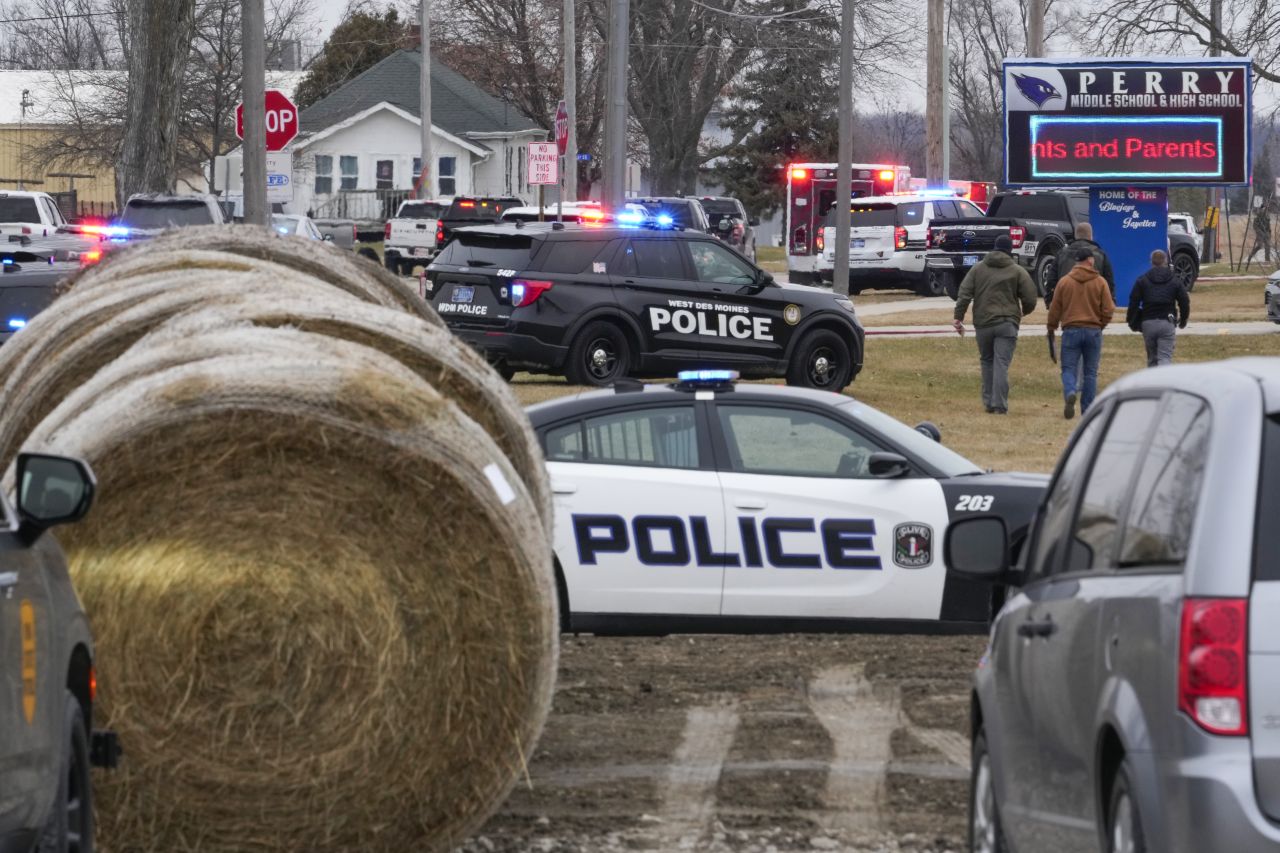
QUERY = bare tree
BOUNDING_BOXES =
[0,0,124,69]
[1089,0,1280,85]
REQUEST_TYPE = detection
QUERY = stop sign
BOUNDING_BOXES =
[554,100,569,156]
[236,89,299,152]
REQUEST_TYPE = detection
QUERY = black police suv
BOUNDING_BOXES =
[424,222,865,390]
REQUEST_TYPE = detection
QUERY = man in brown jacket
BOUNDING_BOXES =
[1047,247,1116,418]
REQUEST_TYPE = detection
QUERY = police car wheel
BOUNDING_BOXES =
[1034,255,1056,298]
[786,329,853,391]
[566,321,631,386]
[38,690,94,853]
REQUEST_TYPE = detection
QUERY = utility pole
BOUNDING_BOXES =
[419,0,433,199]
[925,0,944,186]
[1027,0,1044,57]
[18,89,31,190]
[241,0,267,226]
[1204,0,1222,263]
[941,43,950,184]
[563,0,577,203]
[833,0,854,297]
[603,0,628,209]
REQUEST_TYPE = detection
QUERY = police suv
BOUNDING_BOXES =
[425,221,866,390]
[528,371,1048,634]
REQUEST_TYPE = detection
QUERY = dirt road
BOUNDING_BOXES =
[459,633,986,853]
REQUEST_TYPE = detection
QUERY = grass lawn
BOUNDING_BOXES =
[510,334,1280,474]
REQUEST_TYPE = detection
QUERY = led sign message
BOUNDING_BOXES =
[1004,59,1251,186]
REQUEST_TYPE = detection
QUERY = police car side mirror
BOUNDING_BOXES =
[868,452,911,479]
[14,453,96,544]
[944,516,1012,583]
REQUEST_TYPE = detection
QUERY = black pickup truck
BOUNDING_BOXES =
[434,196,524,248]
[924,189,1200,297]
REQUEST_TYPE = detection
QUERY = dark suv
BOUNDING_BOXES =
[697,196,758,262]
[630,197,711,233]
[424,222,864,390]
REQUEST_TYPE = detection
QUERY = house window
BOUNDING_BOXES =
[314,155,333,194]
[340,155,358,191]
[376,159,394,190]
[439,156,456,196]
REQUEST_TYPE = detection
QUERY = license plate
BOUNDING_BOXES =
[851,238,864,248]
[410,247,421,257]
[451,285,474,303]
[963,255,979,266]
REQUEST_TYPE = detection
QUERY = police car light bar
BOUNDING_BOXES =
[655,214,675,228]
[676,369,740,388]
[7,317,27,329]
[615,211,645,226]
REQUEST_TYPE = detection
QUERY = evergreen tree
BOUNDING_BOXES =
[708,10,838,219]
[294,5,411,109]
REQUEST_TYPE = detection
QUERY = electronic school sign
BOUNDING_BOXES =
[1004,58,1252,186]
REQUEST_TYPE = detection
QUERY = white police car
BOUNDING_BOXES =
[528,371,1049,634]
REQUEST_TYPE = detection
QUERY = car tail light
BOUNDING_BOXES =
[352,224,358,243]
[80,248,103,266]
[89,666,98,703]
[1009,225,1026,249]
[21,226,31,235]
[459,200,476,208]
[926,227,935,249]
[1179,598,1248,736]
[815,232,824,252]
[894,226,908,250]
[383,221,391,240]
[436,223,444,244]
[511,279,553,307]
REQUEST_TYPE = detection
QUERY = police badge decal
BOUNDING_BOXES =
[893,523,933,569]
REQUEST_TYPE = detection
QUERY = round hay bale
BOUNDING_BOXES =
[0,275,550,532]
[18,326,557,852]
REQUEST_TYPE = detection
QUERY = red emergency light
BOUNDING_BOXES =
[878,170,895,182]
[791,167,809,181]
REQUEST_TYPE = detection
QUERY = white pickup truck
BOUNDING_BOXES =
[0,190,67,239]
[384,199,447,276]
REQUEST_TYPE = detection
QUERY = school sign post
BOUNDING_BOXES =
[1003,58,1252,305]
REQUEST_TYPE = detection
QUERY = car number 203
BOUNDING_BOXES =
[954,494,994,512]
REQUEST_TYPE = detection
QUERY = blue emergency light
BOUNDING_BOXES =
[1,258,13,265]
[677,369,739,384]
[7,317,27,329]
[655,213,675,228]
[615,211,645,226]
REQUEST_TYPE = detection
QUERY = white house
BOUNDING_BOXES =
[288,48,547,220]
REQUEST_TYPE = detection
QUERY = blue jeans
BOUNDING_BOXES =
[1060,327,1102,411]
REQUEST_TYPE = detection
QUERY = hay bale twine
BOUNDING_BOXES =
[0,276,550,532]
[18,325,557,852]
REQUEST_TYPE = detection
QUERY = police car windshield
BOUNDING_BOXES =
[436,233,535,269]
[839,400,983,477]
[822,204,896,228]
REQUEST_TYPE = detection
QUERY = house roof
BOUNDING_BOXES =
[0,70,307,126]
[292,102,491,156]
[299,49,542,138]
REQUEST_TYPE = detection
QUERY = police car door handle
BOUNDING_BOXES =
[551,482,578,495]
[1016,618,1056,638]
[734,498,767,511]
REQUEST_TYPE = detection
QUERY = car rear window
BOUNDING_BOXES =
[445,200,504,222]
[636,201,700,229]
[434,233,535,269]
[121,201,215,229]
[986,194,1071,221]
[398,202,444,219]
[1256,415,1280,581]
[0,197,40,222]
[823,203,896,228]
[537,239,613,274]
[699,199,740,218]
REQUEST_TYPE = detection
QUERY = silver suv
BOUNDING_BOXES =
[945,358,1280,852]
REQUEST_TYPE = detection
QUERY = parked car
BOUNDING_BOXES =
[629,197,711,232]
[383,199,449,276]
[500,202,606,224]
[118,193,226,237]
[818,193,985,296]
[1267,269,1280,324]
[312,218,356,250]
[0,191,67,240]
[271,213,326,241]
[1169,211,1205,259]
[1,231,102,344]
[696,196,759,262]
[432,197,524,258]
[0,453,119,853]
[946,357,1280,853]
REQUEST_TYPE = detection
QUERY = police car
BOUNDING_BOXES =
[528,371,1049,634]
[425,220,865,390]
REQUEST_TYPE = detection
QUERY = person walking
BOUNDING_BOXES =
[1048,222,1115,307]
[1047,247,1115,419]
[1126,249,1190,367]
[952,234,1038,414]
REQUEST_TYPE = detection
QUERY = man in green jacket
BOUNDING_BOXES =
[952,234,1039,414]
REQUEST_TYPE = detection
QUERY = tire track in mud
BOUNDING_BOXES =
[643,701,741,850]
